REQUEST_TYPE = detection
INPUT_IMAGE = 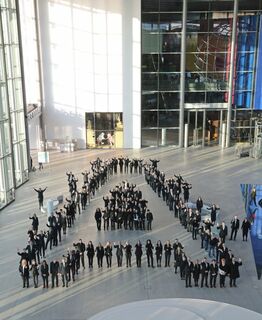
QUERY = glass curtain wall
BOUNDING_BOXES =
[185,4,233,104]
[0,0,28,209]
[141,0,182,146]
[141,0,262,147]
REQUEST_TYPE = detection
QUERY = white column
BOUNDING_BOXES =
[179,0,187,147]
[226,0,239,147]
[221,123,226,149]
[161,128,167,146]
[184,123,189,148]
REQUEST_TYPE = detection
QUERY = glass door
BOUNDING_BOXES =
[187,110,205,147]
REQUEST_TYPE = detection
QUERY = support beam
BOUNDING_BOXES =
[34,0,46,151]
[179,0,187,147]
[226,0,239,148]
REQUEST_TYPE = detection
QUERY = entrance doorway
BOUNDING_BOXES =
[186,110,227,147]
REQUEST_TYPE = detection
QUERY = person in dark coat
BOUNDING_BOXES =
[196,197,203,213]
[96,243,104,268]
[86,241,95,268]
[104,241,113,268]
[50,260,60,288]
[146,209,153,230]
[41,260,49,288]
[230,216,240,240]
[217,221,228,243]
[94,208,102,231]
[135,240,143,267]
[164,240,172,267]
[207,204,220,223]
[185,258,194,287]
[241,218,251,241]
[193,259,201,287]
[34,187,47,210]
[209,259,218,288]
[73,239,86,269]
[114,241,124,267]
[31,259,39,288]
[124,241,132,267]
[155,240,163,267]
[174,246,183,274]
[200,257,210,287]
[29,213,39,233]
[145,239,154,268]
[229,257,242,287]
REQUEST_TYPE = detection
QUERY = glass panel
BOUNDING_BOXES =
[142,14,159,32]
[141,0,159,12]
[160,0,182,11]
[9,10,18,44]
[10,112,17,142]
[142,73,158,91]
[159,128,179,146]
[0,83,9,120]
[186,32,230,53]
[20,140,29,175]
[0,121,11,156]
[141,111,158,127]
[159,73,180,91]
[160,34,181,52]
[159,111,179,127]
[187,1,209,11]
[159,13,182,33]
[16,111,26,140]
[11,45,21,77]
[185,75,206,91]
[238,15,258,32]
[141,129,158,147]
[186,53,207,72]
[206,92,228,103]
[159,54,180,72]
[159,92,179,109]
[0,160,7,209]
[3,155,14,190]
[13,143,22,186]
[142,54,159,72]
[7,79,14,110]
[235,72,253,90]
[237,32,256,52]
[95,113,114,131]
[208,33,231,52]
[209,18,232,33]
[13,78,23,109]
[4,46,12,78]
[1,9,10,44]
[142,32,159,53]
[10,111,25,142]
[0,48,5,81]
[185,92,206,103]
[187,13,208,32]
[142,93,158,110]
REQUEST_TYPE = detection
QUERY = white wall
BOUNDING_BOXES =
[25,0,141,149]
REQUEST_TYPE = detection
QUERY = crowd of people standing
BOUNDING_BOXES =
[18,154,247,291]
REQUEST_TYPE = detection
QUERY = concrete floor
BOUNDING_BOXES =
[0,146,262,320]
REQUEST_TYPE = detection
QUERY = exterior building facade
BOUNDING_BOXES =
[0,0,29,209]
[141,0,262,147]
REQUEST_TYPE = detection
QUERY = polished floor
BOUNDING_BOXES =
[0,146,262,320]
